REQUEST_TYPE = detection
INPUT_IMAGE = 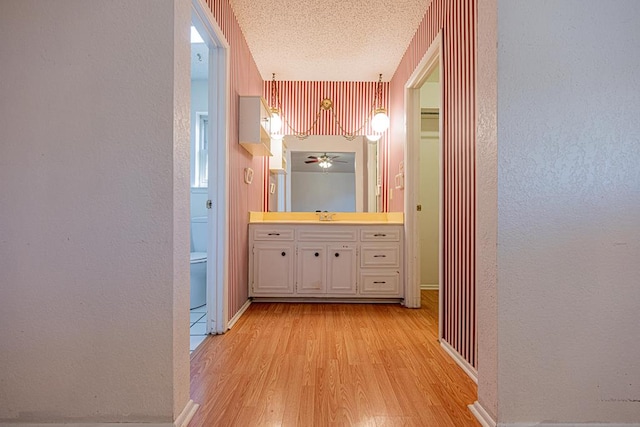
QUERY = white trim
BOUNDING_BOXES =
[420,283,438,290]
[496,424,640,427]
[421,130,439,139]
[226,299,251,329]
[175,399,199,427]
[403,32,442,310]
[0,424,176,427]
[285,136,366,212]
[192,0,230,335]
[468,401,497,427]
[440,339,478,383]
[4,401,200,427]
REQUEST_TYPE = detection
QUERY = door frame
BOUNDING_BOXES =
[404,33,443,335]
[192,0,230,334]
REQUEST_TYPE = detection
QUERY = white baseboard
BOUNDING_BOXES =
[0,424,175,427]
[175,399,199,427]
[467,403,640,427]
[468,401,496,427]
[0,400,200,427]
[499,424,640,427]
[226,299,251,329]
[420,283,438,290]
[440,339,478,384]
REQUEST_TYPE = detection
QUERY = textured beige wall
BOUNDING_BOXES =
[0,0,190,422]
[496,1,640,423]
[476,0,499,421]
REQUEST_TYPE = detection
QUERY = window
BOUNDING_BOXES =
[195,112,208,187]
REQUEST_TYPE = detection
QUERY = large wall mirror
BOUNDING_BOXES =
[268,135,380,213]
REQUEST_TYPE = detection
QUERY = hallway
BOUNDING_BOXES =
[189,291,479,426]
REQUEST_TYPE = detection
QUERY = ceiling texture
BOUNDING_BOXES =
[228,0,430,82]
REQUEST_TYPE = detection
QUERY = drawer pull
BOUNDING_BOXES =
[314,252,319,257]
[373,254,387,258]
[335,253,340,257]
[268,233,281,236]
[281,252,286,256]
[373,281,386,284]
[373,233,387,237]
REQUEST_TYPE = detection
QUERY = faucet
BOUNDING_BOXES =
[318,212,334,221]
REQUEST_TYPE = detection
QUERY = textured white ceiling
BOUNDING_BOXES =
[229,0,430,82]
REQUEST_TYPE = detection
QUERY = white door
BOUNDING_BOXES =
[251,243,295,295]
[327,244,357,294]
[296,244,326,293]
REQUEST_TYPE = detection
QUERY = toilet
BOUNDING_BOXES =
[190,216,207,309]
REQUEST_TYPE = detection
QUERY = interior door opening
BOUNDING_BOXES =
[190,1,230,344]
[403,34,442,321]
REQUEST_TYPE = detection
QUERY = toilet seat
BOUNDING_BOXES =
[190,252,207,263]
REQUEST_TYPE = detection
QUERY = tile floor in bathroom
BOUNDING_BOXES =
[190,304,207,353]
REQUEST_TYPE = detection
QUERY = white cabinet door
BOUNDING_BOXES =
[297,244,326,293]
[327,244,357,295]
[251,242,295,295]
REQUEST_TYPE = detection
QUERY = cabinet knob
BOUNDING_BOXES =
[335,253,340,257]
[314,252,319,257]
[281,252,286,256]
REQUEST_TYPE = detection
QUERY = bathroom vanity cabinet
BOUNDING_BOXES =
[248,221,403,300]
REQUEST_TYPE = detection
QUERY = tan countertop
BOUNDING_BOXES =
[249,211,404,224]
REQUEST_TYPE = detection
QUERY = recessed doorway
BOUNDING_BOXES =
[190,1,230,347]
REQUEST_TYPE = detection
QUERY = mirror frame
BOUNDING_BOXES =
[284,135,368,212]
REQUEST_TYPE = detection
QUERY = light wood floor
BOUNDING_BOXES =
[189,291,479,426]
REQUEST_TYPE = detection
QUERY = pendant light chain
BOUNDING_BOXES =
[269,74,387,140]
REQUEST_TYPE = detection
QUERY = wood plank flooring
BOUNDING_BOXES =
[189,291,479,426]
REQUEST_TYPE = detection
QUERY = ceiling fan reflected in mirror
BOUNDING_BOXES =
[304,153,347,169]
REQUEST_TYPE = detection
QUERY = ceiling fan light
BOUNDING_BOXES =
[318,160,332,169]
[371,108,390,133]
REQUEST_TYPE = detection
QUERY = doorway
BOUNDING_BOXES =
[191,1,229,340]
[404,34,443,331]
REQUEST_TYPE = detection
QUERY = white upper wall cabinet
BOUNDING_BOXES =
[239,96,272,156]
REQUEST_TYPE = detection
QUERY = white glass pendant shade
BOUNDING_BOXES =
[371,108,390,133]
[270,110,282,134]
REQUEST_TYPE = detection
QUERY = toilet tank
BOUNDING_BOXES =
[190,216,208,253]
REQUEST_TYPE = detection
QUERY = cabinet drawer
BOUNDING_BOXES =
[360,271,401,296]
[360,245,400,268]
[252,227,295,241]
[360,228,401,242]
[297,228,357,242]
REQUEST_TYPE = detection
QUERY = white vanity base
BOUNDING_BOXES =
[248,221,404,300]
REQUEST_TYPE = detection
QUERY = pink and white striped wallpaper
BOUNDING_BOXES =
[203,0,265,320]
[205,0,477,368]
[262,80,390,210]
[389,0,477,369]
